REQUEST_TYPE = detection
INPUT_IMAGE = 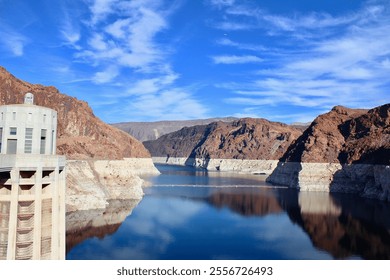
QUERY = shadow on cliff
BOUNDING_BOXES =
[184,124,216,168]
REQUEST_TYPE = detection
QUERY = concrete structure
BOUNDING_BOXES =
[0,93,66,260]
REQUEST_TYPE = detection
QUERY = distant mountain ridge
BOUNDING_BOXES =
[111,117,238,142]
[143,118,304,160]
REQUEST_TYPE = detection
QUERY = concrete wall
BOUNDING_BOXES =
[0,155,65,260]
[0,104,57,155]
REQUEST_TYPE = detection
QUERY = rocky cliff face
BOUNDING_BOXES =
[268,104,390,201]
[280,105,389,164]
[112,117,238,142]
[0,66,150,159]
[144,118,303,160]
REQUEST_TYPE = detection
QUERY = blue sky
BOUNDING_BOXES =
[1,0,389,123]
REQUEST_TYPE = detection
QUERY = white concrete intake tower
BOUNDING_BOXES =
[0,93,65,260]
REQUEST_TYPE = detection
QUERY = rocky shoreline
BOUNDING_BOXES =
[66,158,159,212]
[152,156,390,202]
[143,104,390,202]
[267,162,390,201]
[152,156,279,175]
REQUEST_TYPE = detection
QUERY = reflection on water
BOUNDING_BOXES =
[278,189,390,259]
[66,164,390,260]
[142,164,269,187]
[66,199,140,253]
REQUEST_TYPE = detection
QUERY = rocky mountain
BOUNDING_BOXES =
[0,66,150,159]
[280,104,389,164]
[144,118,304,160]
[267,104,390,201]
[112,117,238,142]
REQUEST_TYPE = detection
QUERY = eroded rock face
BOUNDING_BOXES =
[281,104,389,164]
[144,118,303,161]
[0,66,150,159]
[66,159,159,212]
[268,104,390,200]
[338,104,390,164]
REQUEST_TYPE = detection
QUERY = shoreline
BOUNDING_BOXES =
[152,156,279,175]
[65,158,160,212]
[151,156,390,202]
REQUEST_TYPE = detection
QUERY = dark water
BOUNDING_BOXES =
[66,164,390,260]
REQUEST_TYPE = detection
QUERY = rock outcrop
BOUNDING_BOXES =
[144,118,303,173]
[267,104,390,201]
[66,158,158,212]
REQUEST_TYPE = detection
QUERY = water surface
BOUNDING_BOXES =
[66,164,390,260]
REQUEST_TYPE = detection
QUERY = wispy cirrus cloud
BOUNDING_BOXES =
[75,0,168,72]
[209,1,390,121]
[60,9,81,48]
[208,0,235,8]
[59,0,209,121]
[92,65,120,84]
[126,72,179,95]
[216,38,267,52]
[0,25,27,56]
[127,88,209,121]
[212,55,263,64]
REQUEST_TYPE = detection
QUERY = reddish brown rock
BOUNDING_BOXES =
[281,104,389,164]
[144,118,303,160]
[338,104,390,164]
[0,66,150,159]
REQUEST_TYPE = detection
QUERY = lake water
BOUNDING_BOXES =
[66,164,390,260]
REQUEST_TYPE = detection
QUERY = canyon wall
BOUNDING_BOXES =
[145,104,389,201]
[66,158,159,212]
[152,156,279,174]
[267,104,390,201]
[144,118,303,173]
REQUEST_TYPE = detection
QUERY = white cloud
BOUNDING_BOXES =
[88,33,109,51]
[75,0,169,79]
[212,55,263,64]
[126,72,179,95]
[210,1,390,121]
[89,0,117,24]
[60,7,81,48]
[92,65,119,84]
[216,38,266,51]
[127,88,209,121]
[104,18,131,39]
[209,0,235,8]
[0,27,27,56]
